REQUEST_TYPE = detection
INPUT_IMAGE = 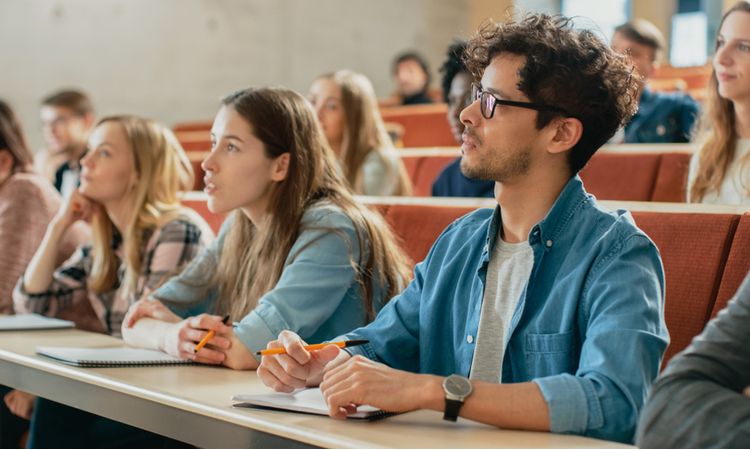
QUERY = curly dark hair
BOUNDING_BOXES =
[440,40,468,103]
[464,13,640,174]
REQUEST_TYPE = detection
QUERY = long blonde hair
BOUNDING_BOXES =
[213,88,411,321]
[89,116,194,298]
[317,70,412,195]
[689,1,750,202]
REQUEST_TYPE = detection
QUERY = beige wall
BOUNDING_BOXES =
[0,0,471,151]
[631,0,678,63]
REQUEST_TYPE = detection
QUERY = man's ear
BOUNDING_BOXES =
[547,117,583,156]
[82,112,96,130]
[271,153,290,182]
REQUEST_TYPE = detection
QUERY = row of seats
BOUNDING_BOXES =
[181,192,750,367]
[400,145,694,201]
[186,145,695,202]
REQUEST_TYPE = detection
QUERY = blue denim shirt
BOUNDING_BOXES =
[342,176,669,443]
[153,202,384,359]
[624,88,699,143]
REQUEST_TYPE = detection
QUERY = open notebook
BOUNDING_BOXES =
[233,388,390,420]
[0,314,74,331]
[36,346,193,367]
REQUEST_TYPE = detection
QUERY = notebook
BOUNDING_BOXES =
[36,346,193,367]
[232,388,390,420]
[0,314,74,331]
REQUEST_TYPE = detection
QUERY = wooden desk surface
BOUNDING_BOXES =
[0,328,631,448]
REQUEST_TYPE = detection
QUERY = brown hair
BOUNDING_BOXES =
[614,19,667,62]
[213,87,411,321]
[0,100,33,173]
[89,116,195,297]
[41,89,94,116]
[316,70,412,195]
[689,1,750,203]
[464,13,640,174]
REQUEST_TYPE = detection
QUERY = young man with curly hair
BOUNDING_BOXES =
[258,13,669,444]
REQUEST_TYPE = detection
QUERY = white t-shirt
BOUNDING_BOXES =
[688,139,750,206]
[469,235,534,383]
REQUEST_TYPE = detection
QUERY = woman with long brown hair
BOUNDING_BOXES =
[688,1,750,205]
[122,87,411,370]
[308,70,412,195]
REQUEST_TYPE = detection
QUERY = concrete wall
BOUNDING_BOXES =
[0,0,470,151]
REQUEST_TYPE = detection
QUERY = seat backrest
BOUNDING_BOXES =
[383,203,478,263]
[181,197,225,234]
[651,152,692,202]
[380,104,455,147]
[580,153,662,201]
[632,211,739,364]
[712,213,750,318]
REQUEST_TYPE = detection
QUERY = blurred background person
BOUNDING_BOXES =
[611,19,699,143]
[38,89,95,198]
[688,1,750,205]
[431,40,495,197]
[393,51,434,105]
[309,70,412,195]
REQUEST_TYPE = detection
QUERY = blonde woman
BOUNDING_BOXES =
[308,70,412,195]
[688,1,750,205]
[16,115,213,447]
[122,87,411,371]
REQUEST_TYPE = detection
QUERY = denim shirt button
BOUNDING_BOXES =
[466,334,474,344]
[546,239,553,248]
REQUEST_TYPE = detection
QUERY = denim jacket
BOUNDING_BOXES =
[153,202,383,359]
[343,176,669,443]
[624,88,699,144]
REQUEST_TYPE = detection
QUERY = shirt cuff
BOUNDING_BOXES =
[534,373,598,434]
[234,301,291,362]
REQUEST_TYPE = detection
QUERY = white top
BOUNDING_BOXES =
[359,148,403,196]
[688,139,750,206]
[470,236,534,383]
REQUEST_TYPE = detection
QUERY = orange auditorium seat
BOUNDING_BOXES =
[380,104,454,147]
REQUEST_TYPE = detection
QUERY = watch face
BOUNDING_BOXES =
[444,375,472,396]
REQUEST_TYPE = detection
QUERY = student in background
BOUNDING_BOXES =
[38,90,95,197]
[259,14,668,444]
[688,1,750,205]
[431,40,496,198]
[393,51,434,105]
[637,269,750,447]
[121,87,411,371]
[15,115,212,448]
[308,70,412,196]
[0,100,87,448]
[611,19,699,143]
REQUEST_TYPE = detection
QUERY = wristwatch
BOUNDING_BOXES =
[442,374,473,422]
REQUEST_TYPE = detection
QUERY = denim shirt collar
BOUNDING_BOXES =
[482,175,588,260]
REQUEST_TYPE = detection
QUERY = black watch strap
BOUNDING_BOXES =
[443,398,463,422]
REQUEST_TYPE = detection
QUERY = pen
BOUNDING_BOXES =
[194,314,230,353]
[256,339,369,356]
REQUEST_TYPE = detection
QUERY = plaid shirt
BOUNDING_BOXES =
[14,216,213,336]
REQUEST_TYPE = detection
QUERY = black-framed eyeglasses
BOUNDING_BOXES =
[471,83,568,119]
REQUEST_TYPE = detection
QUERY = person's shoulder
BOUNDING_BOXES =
[1,173,59,207]
[155,213,209,244]
[583,197,656,248]
[650,89,699,110]
[301,200,356,231]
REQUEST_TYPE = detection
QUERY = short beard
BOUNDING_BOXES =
[460,144,532,182]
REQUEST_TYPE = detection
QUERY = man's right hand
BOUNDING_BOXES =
[257,330,349,392]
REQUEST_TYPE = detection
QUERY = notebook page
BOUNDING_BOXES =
[233,387,383,419]
[36,346,190,366]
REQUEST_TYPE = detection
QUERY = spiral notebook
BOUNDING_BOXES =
[36,346,193,367]
[232,388,390,420]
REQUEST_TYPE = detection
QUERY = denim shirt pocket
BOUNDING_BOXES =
[525,331,577,377]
